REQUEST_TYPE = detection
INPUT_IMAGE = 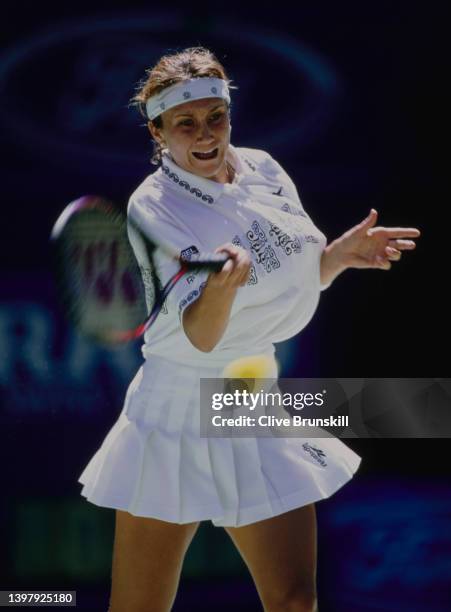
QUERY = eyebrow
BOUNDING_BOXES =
[173,104,226,119]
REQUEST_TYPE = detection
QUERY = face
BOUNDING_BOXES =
[148,97,231,183]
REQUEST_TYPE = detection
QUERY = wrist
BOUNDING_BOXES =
[205,274,238,297]
[320,239,348,288]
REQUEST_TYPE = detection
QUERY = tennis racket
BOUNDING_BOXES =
[50,195,228,344]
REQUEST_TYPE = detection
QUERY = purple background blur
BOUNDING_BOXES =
[0,1,449,610]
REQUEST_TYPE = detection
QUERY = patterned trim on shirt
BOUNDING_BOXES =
[139,265,168,315]
[178,281,208,316]
[162,164,214,204]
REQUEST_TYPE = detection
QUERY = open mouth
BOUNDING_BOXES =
[192,148,218,160]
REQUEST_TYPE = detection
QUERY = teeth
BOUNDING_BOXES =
[194,148,216,154]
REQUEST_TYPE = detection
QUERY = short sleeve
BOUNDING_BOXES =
[259,151,307,214]
[163,258,210,323]
[253,151,331,292]
[127,195,210,326]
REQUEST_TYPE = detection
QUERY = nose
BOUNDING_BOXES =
[196,120,214,143]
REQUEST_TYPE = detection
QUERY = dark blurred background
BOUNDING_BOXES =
[0,1,449,610]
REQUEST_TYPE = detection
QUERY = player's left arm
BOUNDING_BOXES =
[320,208,421,288]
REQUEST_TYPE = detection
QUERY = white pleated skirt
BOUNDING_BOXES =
[78,354,362,527]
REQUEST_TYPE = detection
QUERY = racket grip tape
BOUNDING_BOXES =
[181,252,229,272]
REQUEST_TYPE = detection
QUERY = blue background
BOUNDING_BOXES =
[0,1,449,610]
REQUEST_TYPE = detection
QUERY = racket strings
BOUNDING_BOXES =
[51,195,228,345]
[56,209,149,340]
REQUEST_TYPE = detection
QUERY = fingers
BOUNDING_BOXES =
[359,208,378,230]
[375,255,392,270]
[214,242,239,258]
[374,233,419,269]
[212,243,251,288]
[365,227,420,273]
[388,238,417,250]
[367,227,421,238]
[374,244,405,269]
[214,243,238,277]
[375,245,402,269]
[229,248,251,286]
[385,246,401,261]
[386,227,421,238]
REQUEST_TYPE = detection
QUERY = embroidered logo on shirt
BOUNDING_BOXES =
[304,235,319,243]
[246,220,280,273]
[232,236,258,285]
[180,245,199,261]
[302,442,328,467]
[268,223,302,255]
[161,164,214,204]
[281,202,307,218]
[244,158,256,172]
[180,245,200,285]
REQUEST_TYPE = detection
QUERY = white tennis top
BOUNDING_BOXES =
[127,144,329,368]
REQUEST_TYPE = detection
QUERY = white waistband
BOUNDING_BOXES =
[141,345,276,371]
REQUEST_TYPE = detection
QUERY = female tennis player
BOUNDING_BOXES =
[78,47,420,612]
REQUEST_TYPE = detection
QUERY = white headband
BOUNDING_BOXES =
[145,77,231,120]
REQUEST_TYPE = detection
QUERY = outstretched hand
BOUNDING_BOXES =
[338,209,421,270]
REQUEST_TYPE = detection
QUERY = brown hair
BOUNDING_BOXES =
[130,46,237,165]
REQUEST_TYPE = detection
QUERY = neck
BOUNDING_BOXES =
[226,160,235,184]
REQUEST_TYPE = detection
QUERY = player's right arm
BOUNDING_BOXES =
[182,243,251,352]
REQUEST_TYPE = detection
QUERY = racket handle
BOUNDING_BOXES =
[182,252,230,272]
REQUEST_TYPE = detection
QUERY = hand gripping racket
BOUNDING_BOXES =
[50,195,228,344]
